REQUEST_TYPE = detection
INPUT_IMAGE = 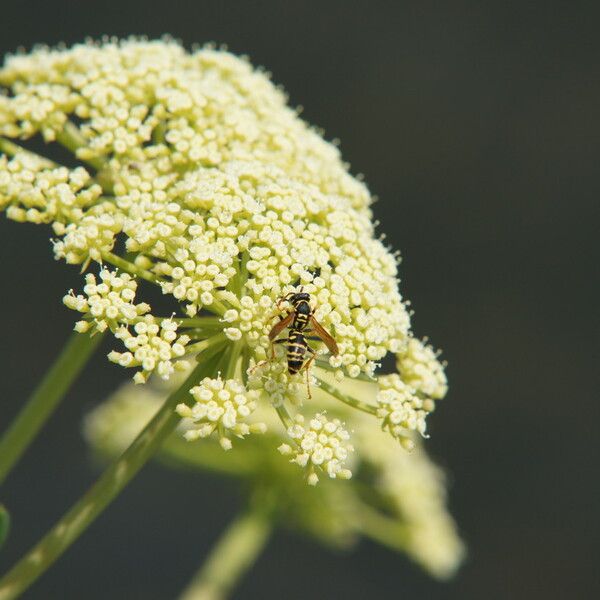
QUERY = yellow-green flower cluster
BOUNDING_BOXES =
[393,452,466,579]
[1,39,451,480]
[53,203,123,265]
[109,316,191,383]
[176,376,266,449]
[85,375,464,577]
[279,413,354,485]
[376,374,434,451]
[63,269,150,333]
[0,152,102,225]
[356,419,465,578]
[397,337,448,400]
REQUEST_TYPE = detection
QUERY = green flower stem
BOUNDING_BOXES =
[355,502,409,551]
[101,251,161,284]
[0,506,10,550]
[55,121,105,171]
[179,500,274,600]
[185,332,228,357]
[0,347,227,600]
[175,317,224,329]
[316,376,378,416]
[275,404,294,429]
[240,346,252,386]
[224,341,243,379]
[0,331,105,486]
[206,297,228,318]
[215,290,241,310]
[0,137,56,168]
[151,121,167,144]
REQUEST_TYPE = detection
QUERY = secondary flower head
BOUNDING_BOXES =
[176,376,266,450]
[278,413,354,485]
[63,269,150,333]
[85,374,464,578]
[376,373,432,451]
[1,39,449,484]
[397,337,448,400]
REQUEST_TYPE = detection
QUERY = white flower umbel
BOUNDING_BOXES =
[176,376,266,450]
[0,40,410,379]
[63,269,150,333]
[279,413,354,485]
[379,446,465,578]
[109,316,191,383]
[397,337,448,400]
[1,39,451,484]
[376,374,434,451]
[0,153,102,225]
[0,38,464,600]
[53,205,124,266]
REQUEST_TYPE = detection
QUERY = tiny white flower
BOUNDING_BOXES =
[63,269,149,333]
[375,374,434,450]
[108,316,190,383]
[279,413,353,484]
[177,376,266,449]
[397,338,448,400]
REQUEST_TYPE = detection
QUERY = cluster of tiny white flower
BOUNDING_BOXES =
[0,153,102,225]
[381,449,465,577]
[397,337,448,400]
[53,203,124,266]
[86,376,464,576]
[0,39,451,482]
[176,376,266,449]
[63,269,150,333]
[109,316,191,383]
[355,420,465,578]
[375,374,434,451]
[278,413,353,485]
[0,41,409,378]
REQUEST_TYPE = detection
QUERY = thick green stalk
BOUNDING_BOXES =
[0,346,227,600]
[179,501,273,600]
[317,376,378,415]
[0,331,105,486]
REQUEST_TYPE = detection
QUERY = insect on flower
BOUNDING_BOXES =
[253,288,339,398]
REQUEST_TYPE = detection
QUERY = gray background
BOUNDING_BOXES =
[0,1,597,599]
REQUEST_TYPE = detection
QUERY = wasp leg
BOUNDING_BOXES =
[300,344,318,399]
[301,328,321,342]
[249,338,288,374]
[270,337,288,359]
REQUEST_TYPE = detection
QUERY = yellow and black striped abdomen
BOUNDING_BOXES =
[287,330,307,374]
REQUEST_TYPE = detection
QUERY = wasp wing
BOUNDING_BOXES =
[268,311,294,341]
[309,316,339,355]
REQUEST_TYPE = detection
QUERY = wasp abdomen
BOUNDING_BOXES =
[287,331,306,374]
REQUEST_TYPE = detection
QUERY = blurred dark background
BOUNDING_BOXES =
[0,1,598,598]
